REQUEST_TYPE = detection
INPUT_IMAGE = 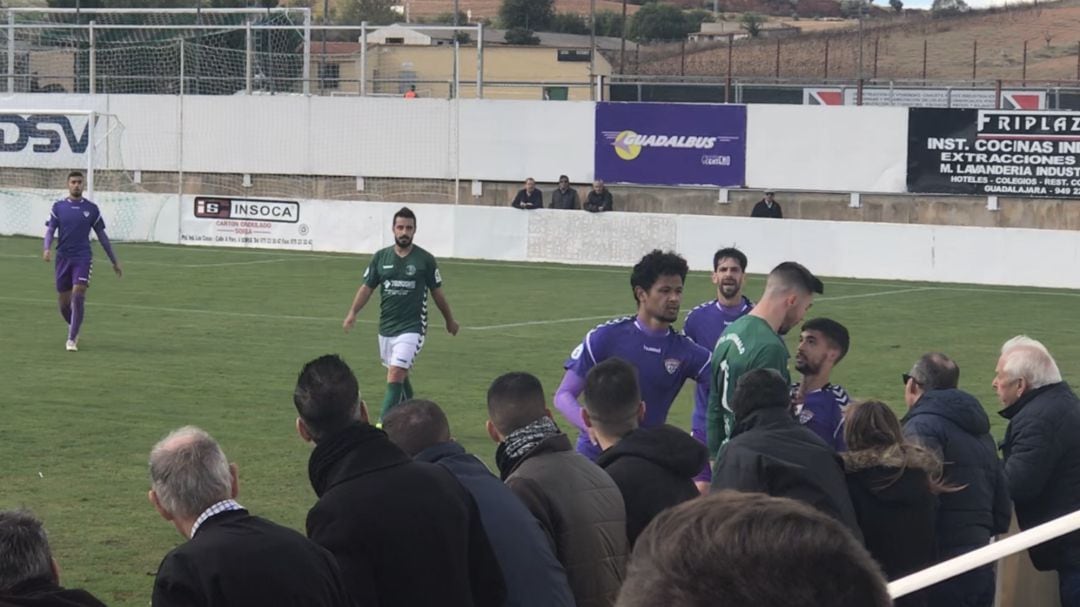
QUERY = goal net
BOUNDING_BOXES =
[0,109,172,243]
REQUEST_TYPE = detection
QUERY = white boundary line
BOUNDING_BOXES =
[0,253,295,268]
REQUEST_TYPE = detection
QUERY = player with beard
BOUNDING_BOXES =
[791,318,851,451]
[707,261,823,458]
[342,207,459,422]
[684,248,753,489]
[555,250,712,460]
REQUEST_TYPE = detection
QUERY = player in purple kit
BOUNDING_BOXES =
[42,171,122,351]
[555,250,712,460]
[683,247,753,489]
[791,318,851,451]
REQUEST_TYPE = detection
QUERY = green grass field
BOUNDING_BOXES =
[2,233,1079,605]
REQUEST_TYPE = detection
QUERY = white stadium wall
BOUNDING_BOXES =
[4,194,1078,290]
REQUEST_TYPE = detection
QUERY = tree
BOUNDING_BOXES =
[629,2,695,42]
[931,0,969,13]
[889,0,903,12]
[684,9,715,33]
[504,27,541,45]
[550,12,589,34]
[739,12,764,37]
[430,11,469,25]
[593,10,626,38]
[499,0,555,31]
[340,0,398,25]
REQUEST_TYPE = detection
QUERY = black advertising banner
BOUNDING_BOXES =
[908,108,1080,197]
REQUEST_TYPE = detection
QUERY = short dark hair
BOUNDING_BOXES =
[393,207,416,228]
[617,491,890,607]
[769,261,823,295]
[910,352,959,391]
[0,510,53,592]
[630,250,688,305]
[583,358,642,438]
[293,354,361,441]
[801,318,850,361]
[732,368,790,420]
[559,174,569,182]
[67,171,83,180]
[487,372,549,435]
[713,247,747,272]
[382,399,452,457]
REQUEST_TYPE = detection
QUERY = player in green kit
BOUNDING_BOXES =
[707,261,823,458]
[342,207,459,421]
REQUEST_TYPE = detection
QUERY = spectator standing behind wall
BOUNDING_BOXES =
[550,176,580,210]
[751,191,783,218]
[512,178,543,210]
[585,181,613,212]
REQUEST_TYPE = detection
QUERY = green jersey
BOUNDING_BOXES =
[707,314,790,456]
[362,245,442,337]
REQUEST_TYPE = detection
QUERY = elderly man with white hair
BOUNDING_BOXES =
[994,335,1080,607]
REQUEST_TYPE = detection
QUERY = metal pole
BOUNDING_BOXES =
[322,0,328,94]
[680,39,685,77]
[180,39,185,95]
[302,9,311,95]
[7,13,15,93]
[1076,41,1079,81]
[775,39,780,78]
[972,39,977,81]
[589,0,596,98]
[359,22,367,97]
[824,38,829,79]
[476,23,484,98]
[245,21,253,94]
[873,36,879,79]
[1023,40,1028,84]
[725,34,733,103]
[86,111,95,199]
[619,0,627,73]
[922,39,927,82]
[88,20,95,94]
[857,8,864,81]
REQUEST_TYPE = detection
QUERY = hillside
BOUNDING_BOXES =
[633,1,1080,81]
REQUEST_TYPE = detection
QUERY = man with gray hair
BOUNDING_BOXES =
[901,352,1011,607]
[0,509,105,606]
[994,336,1080,607]
[148,426,349,607]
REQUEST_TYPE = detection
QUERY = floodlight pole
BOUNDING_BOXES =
[359,22,368,97]
[302,10,311,95]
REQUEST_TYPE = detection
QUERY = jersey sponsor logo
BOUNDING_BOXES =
[664,358,681,375]
[643,345,662,354]
[0,114,90,153]
[405,264,416,276]
[193,197,300,224]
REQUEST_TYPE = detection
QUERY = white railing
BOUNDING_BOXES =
[889,509,1080,599]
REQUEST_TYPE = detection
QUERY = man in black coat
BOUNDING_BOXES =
[383,399,576,607]
[147,426,350,607]
[751,190,783,218]
[901,352,1011,607]
[582,358,705,546]
[0,510,107,607]
[293,354,506,607]
[711,368,862,541]
[993,336,1080,607]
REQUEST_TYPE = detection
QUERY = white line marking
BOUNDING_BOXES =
[469,314,623,331]
[0,253,295,268]
[816,287,938,301]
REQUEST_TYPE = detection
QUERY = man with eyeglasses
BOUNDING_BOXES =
[900,352,1011,607]
[550,175,580,210]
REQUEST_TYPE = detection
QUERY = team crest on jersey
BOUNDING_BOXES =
[405,264,416,276]
[82,211,90,218]
[664,358,681,375]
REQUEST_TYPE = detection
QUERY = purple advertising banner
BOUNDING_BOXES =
[595,102,746,187]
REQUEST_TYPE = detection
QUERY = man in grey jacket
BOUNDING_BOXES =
[486,371,628,607]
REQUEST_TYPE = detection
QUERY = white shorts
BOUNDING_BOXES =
[378,333,423,369]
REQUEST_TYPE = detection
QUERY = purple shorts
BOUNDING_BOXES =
[55,256,92,293]
[691,428,712,484]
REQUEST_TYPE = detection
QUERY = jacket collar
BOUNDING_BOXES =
[999,382,1062,420]
[730,406,797,438]
[307,422,410,497]
[496,433,572,480]
[414,441,467,464]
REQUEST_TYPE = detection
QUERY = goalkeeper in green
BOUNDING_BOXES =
[342,207,459,421]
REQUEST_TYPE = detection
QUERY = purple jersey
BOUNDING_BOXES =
[792,382,850,452]
[683,296,754,441]
[563,316,712,456]
[46,198,104,260]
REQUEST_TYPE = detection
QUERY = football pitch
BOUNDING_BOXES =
[1,233,1079,605]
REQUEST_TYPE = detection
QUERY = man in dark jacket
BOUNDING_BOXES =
[147,426,350,607]
[511,178,542,209]
[582,358,705,545]
[487,371,628,607]
[0,510,107,607]
[383,399,576,607]
[549,175,580,210]
[993,336,1080,607]
[293,354,506,607]
[751,190,783,218]
[901,352,1011,607]
[711,368,862,541]
[584,180,614,212]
